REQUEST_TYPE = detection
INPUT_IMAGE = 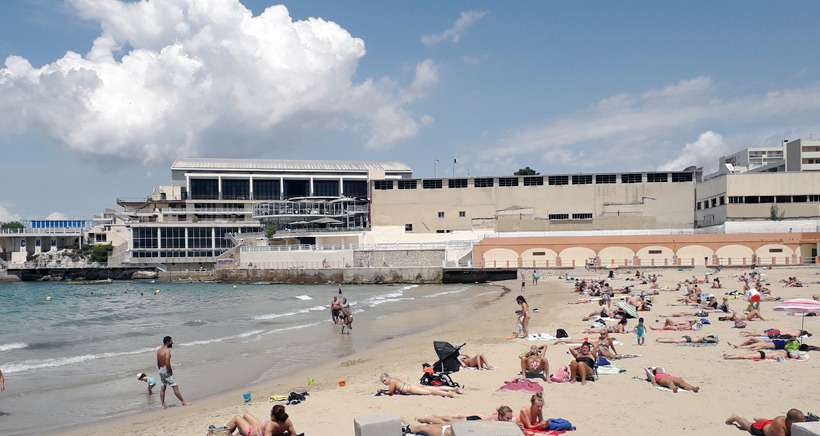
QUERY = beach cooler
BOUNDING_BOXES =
[450,421,524,435]
[354,414,402,436]
[793,422,820,436]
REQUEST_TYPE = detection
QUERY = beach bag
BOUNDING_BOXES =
[549,366,571,383]
[556,328,569,338]
[703,335,719,344]
[785,339,801,352]
[734,320,747,329]
[547,418,575,431]
[596,356,611,367]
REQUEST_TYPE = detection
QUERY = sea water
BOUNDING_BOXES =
[0,281,482,435]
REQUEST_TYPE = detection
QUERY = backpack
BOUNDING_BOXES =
[419,371,460,388]
[556,328,569,338]
[547,418,576,431]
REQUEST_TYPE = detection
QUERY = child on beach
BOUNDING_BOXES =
[137,372,156,394]
[636,317,646,345]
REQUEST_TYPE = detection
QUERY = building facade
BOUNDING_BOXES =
[785,139,820,172]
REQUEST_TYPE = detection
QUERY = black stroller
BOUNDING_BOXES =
[419,341,465,388]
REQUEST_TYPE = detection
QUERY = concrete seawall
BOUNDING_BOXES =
[217,267,442,284]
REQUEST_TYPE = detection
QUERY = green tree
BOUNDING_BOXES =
[264,223,276,239]
[514,166,539,176]
[1,221,24,230]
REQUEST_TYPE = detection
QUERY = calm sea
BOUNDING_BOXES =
[0,281,490,435]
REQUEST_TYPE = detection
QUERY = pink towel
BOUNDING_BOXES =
[497,379,543,393]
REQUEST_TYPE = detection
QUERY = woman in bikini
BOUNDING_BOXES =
[458,353,494,370]
[655,335,718,344]
[417,405,514,424]
[645,367,700,393]
[519,345,549,380]
[225,405,296,436]
[378,374,463,398]
[516,296,530,338]
[568,342,596,385]
[519,393,548,431]
[584,317,628,334]
[719,309,765,322]
[650,319,697,331]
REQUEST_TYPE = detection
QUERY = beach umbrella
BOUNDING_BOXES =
[774,299,820,333]
[616,301,639,319]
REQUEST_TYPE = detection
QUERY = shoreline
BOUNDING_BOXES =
[57,281,515,436]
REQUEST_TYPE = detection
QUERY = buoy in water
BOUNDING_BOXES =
[46,295,53,302]
[154,289,160,295]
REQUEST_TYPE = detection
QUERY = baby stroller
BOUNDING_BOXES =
[419,341,464,388]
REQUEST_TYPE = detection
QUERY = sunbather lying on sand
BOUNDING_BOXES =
[417,405,514,424]
[225,405,297,436]
[584,317,628,334]
[659,310,709,318]
[725,408,805,436]
[656,334,718,344]
[740,328,810,339]
[729,337,799,351]
[650,319,697,331]
[644,367,700,393]
[722,350,799,361]
[582,300,610,321]
[519,393,548,431]
[719,309,765,322]
[402,423,453,436]
[459,353,494,370]
[519,345,549,380]
[568,342,596,385]
[378,374,463,397]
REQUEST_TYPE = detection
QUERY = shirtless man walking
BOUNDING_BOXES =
[157,336,187,409]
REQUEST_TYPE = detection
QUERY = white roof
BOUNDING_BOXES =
[172,158,412,173]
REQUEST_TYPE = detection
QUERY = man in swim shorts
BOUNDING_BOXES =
[726,409,805,436]
[157,335,187,409]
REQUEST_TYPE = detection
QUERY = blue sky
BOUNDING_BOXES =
[3,0,820,219]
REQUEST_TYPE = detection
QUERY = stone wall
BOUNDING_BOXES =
[217,267,442,284]
[353,249,444,268]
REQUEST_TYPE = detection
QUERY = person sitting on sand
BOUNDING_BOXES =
[712,278,722,289]
[519,345,549,380]
[459,352,494,370]
[568,342,596,385]
[719,309,765,322]
[378,373,463,398]
[740,329,810,339]
[417,405,514,424]
[584,317,628,334]
[595,331,619,359]
[650,319,697,331]
[730,337,799,352]
[225,405,296,436]
[726,408,805,436]
[722,350,801,361]
[645,367,700,393]
[655,334,718,344]
[582,300,610,321]
[519,393,548,431]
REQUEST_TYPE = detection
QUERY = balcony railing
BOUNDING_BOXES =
[164,208,252,214]
[0,227,85,235]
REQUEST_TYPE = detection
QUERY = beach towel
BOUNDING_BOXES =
[528,333,557,341]
[631,376,691,393]
[596,365,626,375]
[523,429,573,435]
[677,342,717,347]
[498,378,543,393]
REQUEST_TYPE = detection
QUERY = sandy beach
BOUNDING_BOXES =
[61,267,820,436]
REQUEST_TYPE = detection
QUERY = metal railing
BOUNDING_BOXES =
[0,227,85,235]
[239,242,474,253]
[241,244,357,252]
[164,208,252,214]
[481,255,804,269]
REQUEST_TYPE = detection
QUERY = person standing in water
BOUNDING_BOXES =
[157,336,187,409]
[0,369,5,392]
[331,290,343,324]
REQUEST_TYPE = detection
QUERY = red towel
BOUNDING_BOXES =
[497,379,543,393]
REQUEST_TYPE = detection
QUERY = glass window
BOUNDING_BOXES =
[313,180,340,197]
[759,196,774,203]
[423,179,443,189]
[671,173,693,182]
[572,213,593,220]
[595,174,616,184]
[448,179,468,188]
[729,196,743,204]
[523,176,544,186]
[437,211,445,218]
[190,179,219,200]
[647,173,668,183]
[793,195,808,203]
[187,227,213,249]
[374,180,394,190]
[697,202,702,210]
[459,211,466,217]
[398,180,417,190]
[474,178,494,188]
[548,176,569,185]
[284,180,309,198]
[621,173,643,183]
[253,179,280,200]
[548,213,569,220]
[745,196,760,203]
[404,223,413,232]
[133,227,158,249]
[160,227,186,249]
[775,195,791,203]
[711,198,717,207]
[719,196,725,205]
[498,177,519,187]
[343,180,368,197]
[572,175,593,185]
[222,179,250,200]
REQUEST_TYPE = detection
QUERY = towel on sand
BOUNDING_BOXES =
[528,333,557,341]
[498,379,543,393]
[596,365,626,375]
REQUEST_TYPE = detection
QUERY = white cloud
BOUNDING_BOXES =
[46,212,68,220]
[481,76,820,171]
[0,204,21,222]
[401,59,439,103]
[0,0,436,163]
[421,10,487,46]
[460,54,487,65]
[659,131,727,171]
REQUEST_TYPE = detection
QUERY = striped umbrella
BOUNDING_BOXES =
[774,299,820,333]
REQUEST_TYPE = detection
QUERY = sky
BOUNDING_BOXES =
[3,0,820,220]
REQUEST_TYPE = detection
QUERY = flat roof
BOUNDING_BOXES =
[172,158,412,173]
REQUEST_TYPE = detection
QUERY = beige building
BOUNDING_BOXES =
[696,172,820,227]
[785,138,820,172]
[370,171,699,233]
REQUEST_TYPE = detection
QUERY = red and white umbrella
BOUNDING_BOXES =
[774,299,820,332]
